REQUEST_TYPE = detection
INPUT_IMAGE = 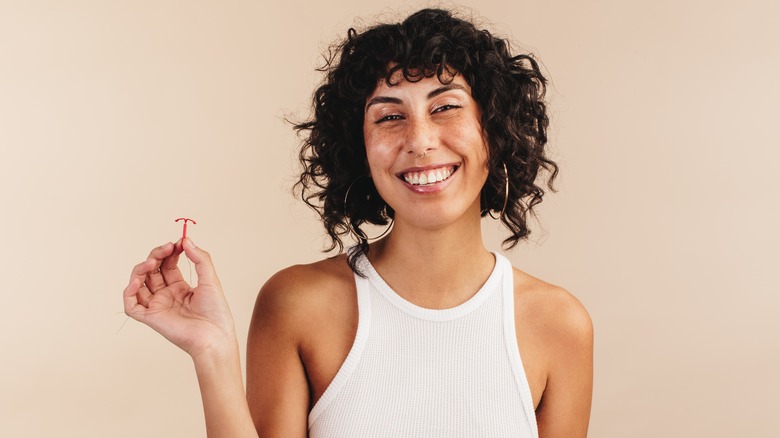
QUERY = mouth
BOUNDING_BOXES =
[398,164,460,186]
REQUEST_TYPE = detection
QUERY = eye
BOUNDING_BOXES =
[375,114,404,124]
[432,104,461,113]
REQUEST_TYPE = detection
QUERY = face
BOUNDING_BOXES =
[363,72,489,230]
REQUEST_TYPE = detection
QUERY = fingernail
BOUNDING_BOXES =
[186,238,196,250]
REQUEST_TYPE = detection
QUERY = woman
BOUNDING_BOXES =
[123,8,593,437]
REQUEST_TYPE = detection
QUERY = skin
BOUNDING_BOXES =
[124,73,593,438]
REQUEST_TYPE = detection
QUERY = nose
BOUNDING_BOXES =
[406,118,437,158]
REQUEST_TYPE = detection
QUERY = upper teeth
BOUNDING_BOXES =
[402,166,455,185]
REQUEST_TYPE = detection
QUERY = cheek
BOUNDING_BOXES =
[448,122,489,162]
[363,130,397,172]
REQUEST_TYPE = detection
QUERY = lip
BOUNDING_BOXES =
[396,162,461,194]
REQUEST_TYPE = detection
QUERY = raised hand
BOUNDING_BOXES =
[123,238,237,358]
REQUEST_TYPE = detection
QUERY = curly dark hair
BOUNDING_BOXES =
[294,8,558,273]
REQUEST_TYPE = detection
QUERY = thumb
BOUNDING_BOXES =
[182,237,221,288]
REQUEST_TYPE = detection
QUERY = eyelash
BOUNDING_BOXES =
[376,114,403,123]
[374,104,461,124]
[433,104,461,113]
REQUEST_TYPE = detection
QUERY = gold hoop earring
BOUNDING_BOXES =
[344,177,394,242]
[488,162,509,221]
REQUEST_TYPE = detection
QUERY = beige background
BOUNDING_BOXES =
[1,0,778,436]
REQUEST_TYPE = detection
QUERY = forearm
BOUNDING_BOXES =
[193,340,259,438]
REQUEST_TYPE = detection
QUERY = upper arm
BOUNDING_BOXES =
[535,288,594,438]
[246,268,311,438]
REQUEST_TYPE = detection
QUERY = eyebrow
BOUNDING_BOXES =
[365,96,402,111]
[426,83,467,99]
[364,83,468,112]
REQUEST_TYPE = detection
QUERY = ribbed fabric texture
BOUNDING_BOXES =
[308,252,538,438]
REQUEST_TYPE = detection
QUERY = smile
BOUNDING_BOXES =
[400,164,459,186]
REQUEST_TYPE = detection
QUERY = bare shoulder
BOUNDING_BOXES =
[511,268,594,433]
[510,265,594,427]
[250,254,356,343]
[259,254,354,304]
[253,254,355,316]
[246,255,355,434]
[512,267,593,353]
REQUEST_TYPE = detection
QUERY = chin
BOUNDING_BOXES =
[394,201,481,231]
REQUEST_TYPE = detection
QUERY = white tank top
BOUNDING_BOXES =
[308,251,538,437]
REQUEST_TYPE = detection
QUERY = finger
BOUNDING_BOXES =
[126,266,153,307]
[123,277,148,321]
[144,242,174,292]
[182,238,221,287]
[147,241,176,261]
[160,239,185,285]
[145,266,165,293]
[129,258,156,289]
[137,282,153,306]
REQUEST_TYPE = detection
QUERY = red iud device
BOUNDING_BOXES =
[175,218,197,239]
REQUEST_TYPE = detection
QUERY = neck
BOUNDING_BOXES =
[367,204,494,309]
